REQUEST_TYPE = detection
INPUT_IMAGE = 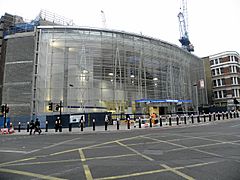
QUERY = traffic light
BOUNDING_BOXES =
[55,104,60,111]
[48,102,53,111]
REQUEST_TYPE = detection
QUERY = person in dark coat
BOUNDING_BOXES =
[29,120,35,135]
[34,118,42,135]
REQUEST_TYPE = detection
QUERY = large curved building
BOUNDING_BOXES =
[1,22,207,123]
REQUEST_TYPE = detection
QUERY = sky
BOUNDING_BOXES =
[1,0,239,57]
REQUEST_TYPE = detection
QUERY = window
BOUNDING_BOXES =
[213,80,217,87]
[210,60,214,65]
[230,66,237,73]
[223,90,227,97]
[211,69,215,76]
[222,78,225,85]
[217,79,221,87]
[235,56,239,62]
[218,91,222,98]
[232,77,238,85]
[220,68,224,74]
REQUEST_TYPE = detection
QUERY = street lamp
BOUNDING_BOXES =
[193,83,199,115]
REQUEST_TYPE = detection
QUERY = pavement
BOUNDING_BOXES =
[0,117,240,179]
[7,115,221,135]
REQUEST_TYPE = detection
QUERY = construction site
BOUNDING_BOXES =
[0,4,207,125]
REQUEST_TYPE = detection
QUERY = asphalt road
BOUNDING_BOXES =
[0,119,240,180]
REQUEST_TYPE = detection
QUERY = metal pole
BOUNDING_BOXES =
[60,100,62,123]
[4,104,7,128]
[194,85,199,115]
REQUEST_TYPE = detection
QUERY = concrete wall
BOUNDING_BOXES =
[2,32,35,124]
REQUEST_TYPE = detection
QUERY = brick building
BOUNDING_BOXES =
[208,51,240,108]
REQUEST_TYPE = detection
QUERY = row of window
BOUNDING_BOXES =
[210,55,239,65]
[211,65,239,76]
[214,89,240,99]
[213,77,240,87]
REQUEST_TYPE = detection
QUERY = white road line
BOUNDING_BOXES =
[231,124,240,127]
[0,150,28,154]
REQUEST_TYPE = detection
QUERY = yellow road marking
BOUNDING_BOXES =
[160,164,195,180]
[1,159,81,167]
[86,154,137,161]
[95,160,220,180]
[50,134,144,156]
[142,136,186,148]
[115,141,154,161]
[127,141,159,146]
[0,168,66,180]
[95,168,169,180]
[79,149,93,180]
[166,142,226,153]
[183,161,220,168]
[142,135,223,157]
[0,157,36,167]
[192,148,223,157]
[79,149,86,162]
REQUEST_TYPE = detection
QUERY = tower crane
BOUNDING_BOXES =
[178,0,194,52]
[101,10,107,29]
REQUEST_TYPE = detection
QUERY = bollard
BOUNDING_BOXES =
[117,118,120,130]
[222,112,225,120]
[230,111,232,119]
[81,120,84,131]
[149,118,152,127]
[184,115,187,124]
[69,123,72,132]
[45,121,48,132]
[226,111,229,119]
[160,116,162,127]
[176,115,179,125]
[209,113,212,121]
[191,114,194,124]
[237,111,239,118]
[203,113,206,122]
[217,112,220,120]
[197,115,200,123]
[169,115,172,126]
[59,120,62,132]
[127,118,130,129]
[18,122,21,132]
[234,111,236,118]
[213,113,216,121]
[55,120,58,132]
[93,119,95,131]
[138,117,142,128]
[105,119,108,131]
[27,122,30,132]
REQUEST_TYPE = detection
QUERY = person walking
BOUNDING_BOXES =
[34,118,42,135]
[29,120,35,135]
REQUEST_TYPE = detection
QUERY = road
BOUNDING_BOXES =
[0,119,240,179]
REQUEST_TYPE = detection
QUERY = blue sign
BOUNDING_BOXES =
[135,99,192,103]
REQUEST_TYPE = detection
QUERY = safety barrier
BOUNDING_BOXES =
[3,110,239,135]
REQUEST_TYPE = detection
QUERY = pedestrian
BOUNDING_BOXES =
[34,118,42,135]
[29,120,34,135]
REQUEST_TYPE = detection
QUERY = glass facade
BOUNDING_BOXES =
[33,26,206,116]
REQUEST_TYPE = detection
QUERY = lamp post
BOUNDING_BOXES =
[193,83,199,115]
